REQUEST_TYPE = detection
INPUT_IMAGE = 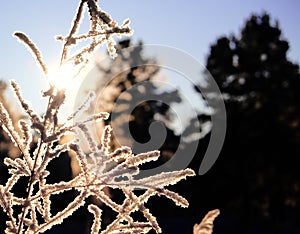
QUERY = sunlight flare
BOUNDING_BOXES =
[47,61,93,120]
[48,63,77,90]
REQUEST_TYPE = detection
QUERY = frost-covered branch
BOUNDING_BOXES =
[0,0,198,233]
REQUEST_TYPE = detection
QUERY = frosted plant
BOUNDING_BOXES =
[0,0,196,233]
[193,209,220,234]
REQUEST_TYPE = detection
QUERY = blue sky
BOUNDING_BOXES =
[1,1,300,113]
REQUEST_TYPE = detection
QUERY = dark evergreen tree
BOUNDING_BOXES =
[193,13,300,232]
[93,40,182,164]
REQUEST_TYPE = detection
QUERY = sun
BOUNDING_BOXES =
[46,61,93,119]
[48,63,77,90]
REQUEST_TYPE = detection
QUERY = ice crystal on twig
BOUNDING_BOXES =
[14,32,48,75]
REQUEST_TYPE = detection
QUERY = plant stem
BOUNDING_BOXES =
[17,97,53,234]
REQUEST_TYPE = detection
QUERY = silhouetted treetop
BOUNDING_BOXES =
[204,13,300,135]
[191,13,300,231]
[92,40,183,159]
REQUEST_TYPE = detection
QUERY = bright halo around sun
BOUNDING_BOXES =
[47,61,93,119]
[48,63,77,90]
